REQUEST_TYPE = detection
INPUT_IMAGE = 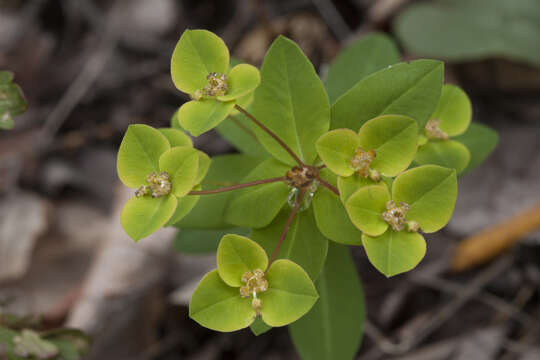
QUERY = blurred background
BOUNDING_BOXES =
[1,0,540,359]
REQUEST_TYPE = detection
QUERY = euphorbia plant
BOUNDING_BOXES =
[116,30,498,359]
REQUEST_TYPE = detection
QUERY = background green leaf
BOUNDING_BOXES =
[190,270,255,332]
[171,29,230,94]
[173,227,250,254]
[290,242,365,360]
[326,32,400,103]
[454,122,498,174]
[225,159,290,228]
[252,208,329,280]
[415,140,471,174]
[331,60,443,131]
[165,190,200,227]
[120,195,177,242]
[250,317,272,336]
[177,154,261,229]
[117,124,170,188]
[216,113,269,158]
[392,165,457,233]
[217,234,268,287]
[260,259,318,327]
[358,115,418,176]
[251,36,330,165]
[362,229,426,277]
[312,170,364,245]
[394,0,540,67]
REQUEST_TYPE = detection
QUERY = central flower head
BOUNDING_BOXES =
[135,171,172,198]
[425,119,448,140]
[382,200,410,231]
[351,147,379,180]
[203,72,228,97]
[239,269,268,313]
[286,166,317,189]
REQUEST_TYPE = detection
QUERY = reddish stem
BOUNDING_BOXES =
[188,177,285,195]
[266,188,306,270]
[316,176,340,196]
[234,104,305,167]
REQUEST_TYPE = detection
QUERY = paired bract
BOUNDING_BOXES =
[171,30,260,136]
[190,234,318,332]
[117,124,210,241]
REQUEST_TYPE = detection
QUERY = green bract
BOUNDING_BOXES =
[171,30,260,136]
[316,115,418,178]
[0,71,27,130]
[414,84,473,173]
[190,235,318,332]
[345,165,457,276]
[117,124,209,241]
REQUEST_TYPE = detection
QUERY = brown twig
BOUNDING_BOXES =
[188,177,285,195]
[234,104,305,166]
[267,188,306,270]
[451,201,540,272]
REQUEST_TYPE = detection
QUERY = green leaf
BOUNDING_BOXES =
[195,150,211,184]
[415,140,471,174]
[394,0,540,67]
[165,191,200,227]
[217,64,260,101]
[225,159,290,228]
[217,234,269,287]
[117,124,170,188]
[158,128,193,147]
[358,115,418,176]
[346,184,390,236]
[174,227,250,254]
[312,170,364,245]
[158,147,199,197]
[190,270,256,332]
[290,242,365,360]
[0,71,26,130]
[454,122,498,174]
[251,36,330,165]
[171,29,230,94]
[216,113,269,158]
[392,165,457,233]
[331,60,443,131]
[252,208,329,280]
[250,317,272,336]
[337,174,376,204]
[315,129,360,177]
[177,99,235,136]
[177,154,261,229]
[431,84,471,136]
[326,32,400,103]
[362,229,426,277]
[259,259,318,327]
[121,195,177,241]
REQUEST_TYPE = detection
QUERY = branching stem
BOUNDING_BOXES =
[267,188,306,271]
[316,175,340,196]
[234,104,305,166]
[188,177,286,195]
